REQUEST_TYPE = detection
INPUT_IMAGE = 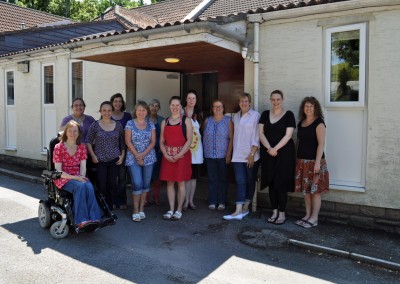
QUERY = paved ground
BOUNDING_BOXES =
[0,165,399,283]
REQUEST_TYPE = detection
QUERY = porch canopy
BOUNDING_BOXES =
[66,21,248,73]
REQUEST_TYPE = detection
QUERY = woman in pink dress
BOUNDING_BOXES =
[53,120,102,231]
[159,96,193,220]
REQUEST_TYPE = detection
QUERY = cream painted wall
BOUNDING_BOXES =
[0,54,126,161]
[253,7,400,209]
[364,9,400,208]
[83,61,126,119]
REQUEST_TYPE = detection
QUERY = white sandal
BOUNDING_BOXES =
[171,211,182,220]
[139,212,146,220]
[163,211,173,220]
[132,213,141,222]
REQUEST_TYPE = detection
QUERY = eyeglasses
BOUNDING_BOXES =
[213,105,223,109]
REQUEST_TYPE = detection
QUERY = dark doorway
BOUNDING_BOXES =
[182,72,218,117]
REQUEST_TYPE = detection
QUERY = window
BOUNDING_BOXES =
[6,71,14,105]
[71,61,83,100]
[43,65,54,104]
[325,23,366,107]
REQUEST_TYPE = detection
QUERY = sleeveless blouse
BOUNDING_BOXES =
[297,117,326,160]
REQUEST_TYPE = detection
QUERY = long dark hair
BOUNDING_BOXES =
[110,93,126,112]
[298,96,324,121]
[184,90,202,123]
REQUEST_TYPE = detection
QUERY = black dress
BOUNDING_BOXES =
[259,110,296,192]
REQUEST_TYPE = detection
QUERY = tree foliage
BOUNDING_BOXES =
[5,0,163,22]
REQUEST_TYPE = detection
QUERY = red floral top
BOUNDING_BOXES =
[53,142,87,189]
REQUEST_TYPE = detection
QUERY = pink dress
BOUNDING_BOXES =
[53,142,87,189]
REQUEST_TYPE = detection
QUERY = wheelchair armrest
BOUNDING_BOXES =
[42,170,62,180]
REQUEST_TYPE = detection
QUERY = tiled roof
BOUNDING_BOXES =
[103,0,350,27]
[0,1,72,33]
[201,0,307,19]
[98,5,158,28]
[0,0,352,58]
[133,0,204,24]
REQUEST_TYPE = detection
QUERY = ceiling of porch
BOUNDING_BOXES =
[77,41,244,73]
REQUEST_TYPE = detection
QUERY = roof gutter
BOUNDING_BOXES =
[61,21,250,50]
[247,0,399,22]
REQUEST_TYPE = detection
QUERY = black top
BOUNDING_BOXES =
[297,117,326,160]
[259,110,296,148]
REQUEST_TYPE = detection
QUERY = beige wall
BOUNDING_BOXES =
[251,7,400,209]
[0,53,126,161]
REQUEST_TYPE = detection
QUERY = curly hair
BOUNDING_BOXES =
[298,96,324,121]
[110,93,126,112]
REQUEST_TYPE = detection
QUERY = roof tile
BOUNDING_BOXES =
[0,1,72,33]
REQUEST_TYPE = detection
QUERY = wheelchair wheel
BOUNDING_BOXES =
[50,221,69,239]
[38,202,51,228]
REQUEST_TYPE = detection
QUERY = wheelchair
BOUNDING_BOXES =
[38,136,117,239]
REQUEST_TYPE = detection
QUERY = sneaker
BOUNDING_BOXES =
[139,212,146,220]
[208,204,216,210]
[217,204,225,211]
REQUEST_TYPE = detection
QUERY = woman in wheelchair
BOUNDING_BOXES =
[53,120,102,230]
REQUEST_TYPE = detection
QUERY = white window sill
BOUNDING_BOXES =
[4,147,17,151]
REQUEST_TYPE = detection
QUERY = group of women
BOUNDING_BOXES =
[53,88,329,228]
[221,90,329,228]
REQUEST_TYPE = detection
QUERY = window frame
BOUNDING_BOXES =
[5,70,15,106]
[324,23,366,108]
[70,60,84,102]
[42,63,55,105]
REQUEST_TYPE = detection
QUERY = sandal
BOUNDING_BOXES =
[274,218,286,225]
[139,212,146,220]
[171,211,182,220]
[295,219,308,226]
[132,213,141,222]
[217,204,225,211]
[163,211,173,220]
[267,216,277,223]
[189,204,197,210]
[301,220,318,228]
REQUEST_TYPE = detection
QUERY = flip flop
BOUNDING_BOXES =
[274,218,286,225]
[301,220,318,228]
[295,219,308,226]
[267,217,277,223]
